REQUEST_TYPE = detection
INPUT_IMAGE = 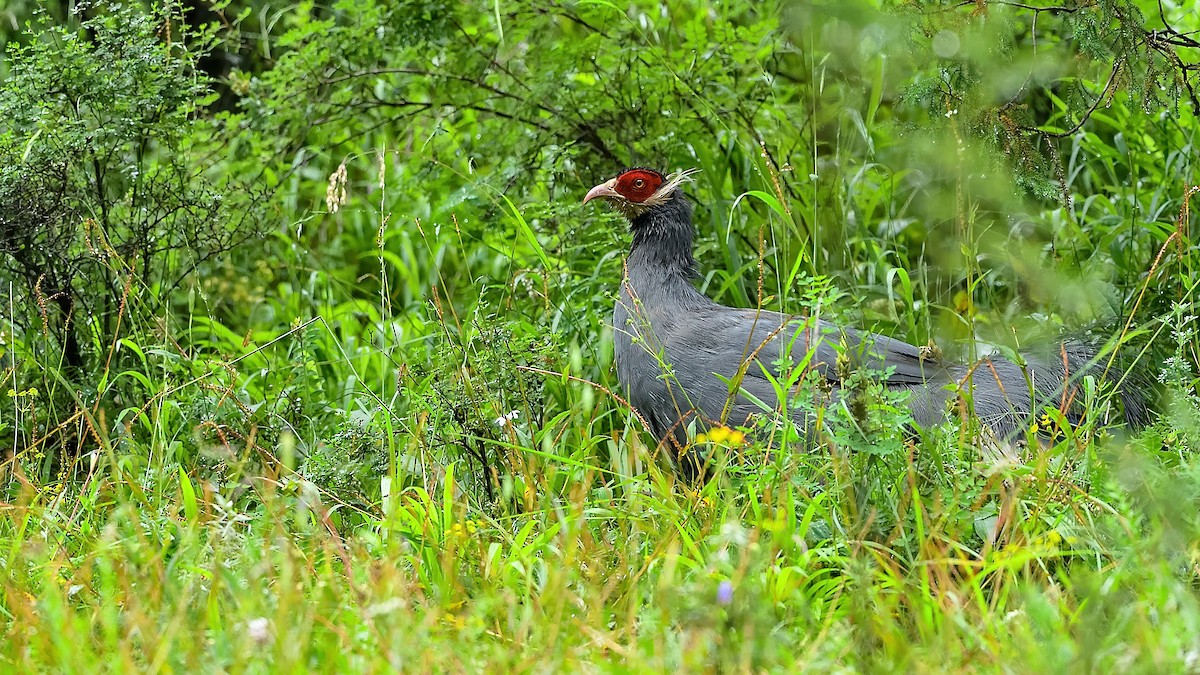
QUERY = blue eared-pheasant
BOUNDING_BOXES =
[585,167,1148,454]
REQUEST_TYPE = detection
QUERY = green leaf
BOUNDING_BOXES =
[179,467,199,526]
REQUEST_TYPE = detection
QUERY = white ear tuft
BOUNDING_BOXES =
[664,168,701,189]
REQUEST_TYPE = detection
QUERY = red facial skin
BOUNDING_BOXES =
[613,169,665,203]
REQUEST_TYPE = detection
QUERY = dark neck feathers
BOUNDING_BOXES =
[628,190,698,279]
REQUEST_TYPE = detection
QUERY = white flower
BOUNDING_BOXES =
[494,410,521,428]
[246,617,272,645]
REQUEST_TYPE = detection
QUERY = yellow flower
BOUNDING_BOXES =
[698,426,747,446]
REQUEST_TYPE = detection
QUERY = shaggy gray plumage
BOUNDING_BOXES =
[611,186,1148,450]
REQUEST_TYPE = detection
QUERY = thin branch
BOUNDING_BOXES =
[1018,60,1123,138]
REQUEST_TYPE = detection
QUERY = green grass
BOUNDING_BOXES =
[3,419,1200,670]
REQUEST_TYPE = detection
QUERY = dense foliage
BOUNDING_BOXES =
[0,0,1198,670]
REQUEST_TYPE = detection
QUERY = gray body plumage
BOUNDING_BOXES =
[613,189,1145,449]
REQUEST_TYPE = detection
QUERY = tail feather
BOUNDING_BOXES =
[960,338,1155,441]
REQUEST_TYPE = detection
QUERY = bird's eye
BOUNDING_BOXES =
[633,179,645,188]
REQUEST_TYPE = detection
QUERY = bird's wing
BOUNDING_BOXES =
[671,306,940,383]
[831,323,944,386]
[655,305,947,423]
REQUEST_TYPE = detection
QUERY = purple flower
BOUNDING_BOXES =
[716,580,734,606]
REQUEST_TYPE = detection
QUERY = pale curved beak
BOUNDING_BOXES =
[583,178,619,205]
